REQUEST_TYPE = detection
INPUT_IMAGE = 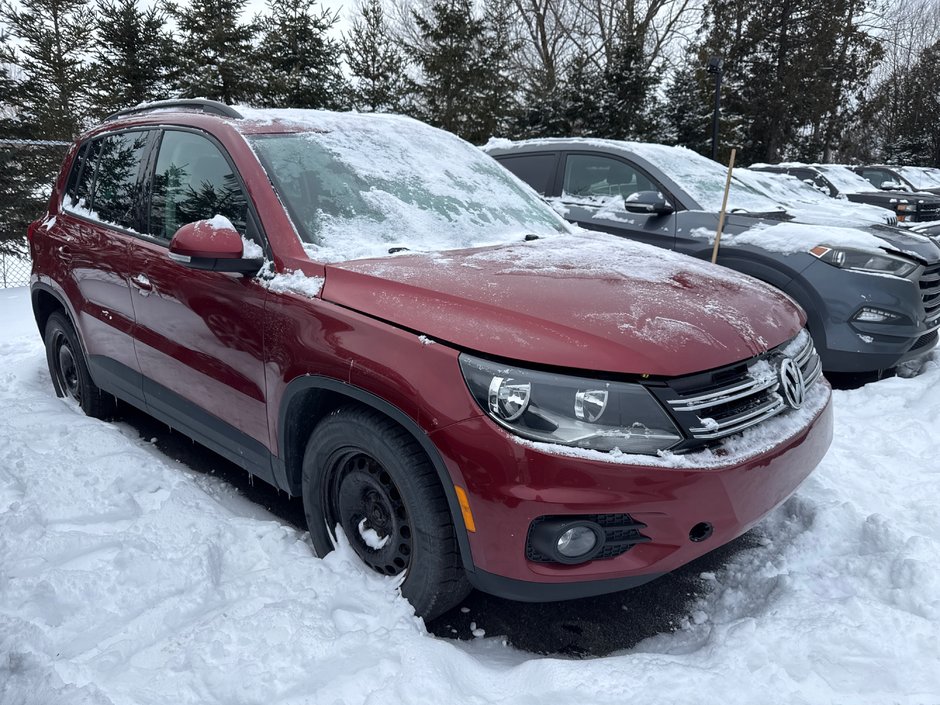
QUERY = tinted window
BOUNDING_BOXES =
[93,131,149,230]
[496,153,558,195]
[562,154,656,202]
[65,139,102,206]
[149,131,249,240]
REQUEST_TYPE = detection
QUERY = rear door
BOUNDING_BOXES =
[556,152,677,249]
[127,127,272,473]
[51,130,152,405]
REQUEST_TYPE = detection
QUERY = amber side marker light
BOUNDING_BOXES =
[810,245,831,258]
[454,485,476,533]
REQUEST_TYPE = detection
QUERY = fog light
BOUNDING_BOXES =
[557,525,598,557]
[529,518,606,564]
[854,307,900,323]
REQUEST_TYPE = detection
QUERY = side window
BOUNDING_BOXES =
[860,168,886,188]
[149,130,249,240]
[65,138,102,207]
[562,154,656,204]
[496,153,558,195]
[93,131,150,230]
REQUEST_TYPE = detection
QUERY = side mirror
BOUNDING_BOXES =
[168,219,263,274]
[622,190,675,216]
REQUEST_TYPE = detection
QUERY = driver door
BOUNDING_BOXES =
[557,152,677,249]
[127,128,272,472]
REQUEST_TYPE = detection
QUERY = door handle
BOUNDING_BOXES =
[130,273,153,295]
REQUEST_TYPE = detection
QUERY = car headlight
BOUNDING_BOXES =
[809,245,917,277]
[459,354,682,454]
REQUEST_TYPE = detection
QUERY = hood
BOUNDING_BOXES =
[321,233,804,377]
[703,214,940,265]
[864,224,940,264]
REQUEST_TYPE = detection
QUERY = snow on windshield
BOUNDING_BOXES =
[736,169,831,205]
[616,142,786,213]
[897,166,940,190]
[814,165,876,194]
[240,109,569,262]
[735,169,893,226]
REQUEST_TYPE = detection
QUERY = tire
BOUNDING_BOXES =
[44,311,116,419]
[302,406,470,620]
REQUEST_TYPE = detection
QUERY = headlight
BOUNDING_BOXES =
[459,354,682,454]
[809,245,917,277]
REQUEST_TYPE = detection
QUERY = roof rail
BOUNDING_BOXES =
[104,99,243,122]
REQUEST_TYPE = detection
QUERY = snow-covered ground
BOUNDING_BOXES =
[2,284,939,705]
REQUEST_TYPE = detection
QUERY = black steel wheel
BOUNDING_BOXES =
[302,406,470,620]
[44,311,115,419]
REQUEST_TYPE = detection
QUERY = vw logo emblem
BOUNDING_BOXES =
[778,357,806,409]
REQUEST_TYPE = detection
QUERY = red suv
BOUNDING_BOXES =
[28,100,833,619]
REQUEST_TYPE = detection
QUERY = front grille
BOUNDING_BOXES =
[919,263,940,326]
[915,204,940,222]
[660,330,822,442]
[525,514,650,563]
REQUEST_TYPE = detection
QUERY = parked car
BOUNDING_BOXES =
[485,138,940,375]
[853,165,940,197]
[735,168,897,227]
[29,100,833,619]
[750,162,940,224]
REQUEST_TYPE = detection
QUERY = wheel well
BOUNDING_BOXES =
[32,288,66,336]
[282,388,365,496]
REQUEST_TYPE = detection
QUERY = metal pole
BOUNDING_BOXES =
[711,68,722,161]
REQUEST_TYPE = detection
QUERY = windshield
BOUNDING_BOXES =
[897,167,940,190]
[814,165,875,195]
[736,169,829,205]
[248,117,569,262]
[621,142,785,213]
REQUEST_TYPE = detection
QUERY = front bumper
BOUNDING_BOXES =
[430,382,833,601]
[791,261,940,373]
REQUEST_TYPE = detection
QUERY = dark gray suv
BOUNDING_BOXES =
[485,139,940,375]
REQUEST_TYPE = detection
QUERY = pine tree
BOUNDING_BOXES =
[256,0,348,109]
[345,0,409,112]
[411,0,519,143]
[89,0,176,118]
[0,0,95,140]
[661,56,713,154]
[477,0,521,138]
[169,0,257,104]
[411,0,485,139]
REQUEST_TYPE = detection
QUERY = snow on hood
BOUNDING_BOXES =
[691,220,939,262]
[690,222,890,255]
[322,231,804,376]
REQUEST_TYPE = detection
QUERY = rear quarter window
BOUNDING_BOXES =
[495,153,558,195]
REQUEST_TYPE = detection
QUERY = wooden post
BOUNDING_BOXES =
[711,148,737,264]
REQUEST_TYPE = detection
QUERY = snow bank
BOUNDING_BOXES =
[2,286,939,704]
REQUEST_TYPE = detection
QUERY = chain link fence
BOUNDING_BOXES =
[0,249,30,288]
[1,139,69,288]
